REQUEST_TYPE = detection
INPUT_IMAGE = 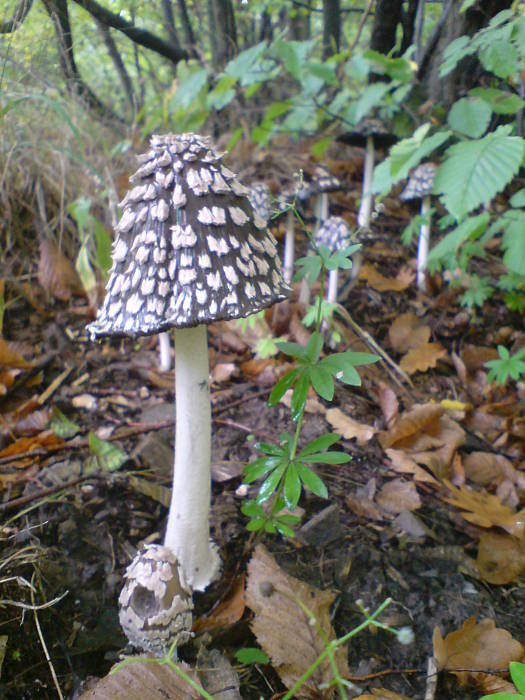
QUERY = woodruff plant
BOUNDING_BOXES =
[241,218,377,536]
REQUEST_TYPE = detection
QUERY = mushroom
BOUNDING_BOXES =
[88,133,290,598]
[158,331,172,371]
[119,544,193,656]
[315,216,353,305]
[337,118,397,229]
[400,162,437,293]
[307,165,342,234]
[276,175,310,284]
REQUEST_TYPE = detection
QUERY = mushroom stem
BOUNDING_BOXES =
[283,210,295,284]
[357,135,375,229]
[164,324,220,591]
[417,195,431,292]
[314,192,329,234]
[327,268,339,305]
[158,332,171,371]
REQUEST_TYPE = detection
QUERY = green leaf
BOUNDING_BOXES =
[479,39,518,79]
[440,36,476,77]
[301,451,351,465]
[241,500,264,518]
[169,65,208,111]
[501,210,525,275]
[297,433,341,457]
[362,51,414,83]
[470,87,525,115]
[294,254,322,284]
[86,432,128,473]
[274,521,296,538]
[311,137,332,159]
[305,331,323,363]
[257,463,286,503]
[434,128,524,220]
[291,372,310,421]
[75,244,96,297]
[427,214,489,269]
[243,456,282,483]
[309,366,335,401]
[296,463,328,499]
[246,517,265,532]
[447,97,492,138]
[479,694,525,700]
[256,442,287,456]
[235,648,270,665]
[50,407,80,439]
[94,220,112,277]
[283,462,301,509]
[225,42,267,81]
[460,0,477,11]
[510,190,525,208]
[352,82,390,125]
[276,341,307,360]
[510,662,525,694]
[268,368,300,406]
[304,60,337,86]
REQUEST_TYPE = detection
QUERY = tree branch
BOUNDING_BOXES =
[70,0,189,64]
[0,0,34,34]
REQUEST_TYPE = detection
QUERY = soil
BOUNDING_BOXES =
[1,180,525,700]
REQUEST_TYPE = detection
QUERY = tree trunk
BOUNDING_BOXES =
[96,19,135,113]
[370,0,403,54]
[208,0,237,68]
[400,0,418,55]
[418,0,513,105]
[0,0,33,33]
[161,0,181,50]
[177,0,196,48]
[287,2,310,40]
[322,0,340,59]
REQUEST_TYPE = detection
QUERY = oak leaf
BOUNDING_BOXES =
[476,532,525,585]
[325,407,376,445]
[388,313,430,353]
[360,264,414,292]
[399,343,447,375]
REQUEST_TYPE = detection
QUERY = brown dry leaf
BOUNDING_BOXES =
[476,532,525,585]
[0,338,33,369]
[211,362,237,383]
[0,432,64,459]
[475,673,519,697]
[388,313,430,353]
[77,659,201,699]
[464,452,514,486]
[376,479,421,515]
[385,449,438,484]
[325,408,376,445]
[443,480,525,538]
[377,382,398,428]
[462,345,499,372]
[360,263,413,292]
[193,573,245,634]
[245,544,349,698]
[379,404,444,449]
[433,617,523,686]
[281,389,324,414]
[38,239,83,302]
[399,343,447,375]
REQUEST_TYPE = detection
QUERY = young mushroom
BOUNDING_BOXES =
[307,165,342,234]
[337,118,397,229]
[88,133,290,602]
[400,162,437,293]
[315,216,353,305]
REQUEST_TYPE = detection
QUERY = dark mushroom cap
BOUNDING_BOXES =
[248,182,272,224]
[315,216,352,251]
[400,162,437,201]
[88,133,290,339]
[306,165,342,195]
[337,118,397,148]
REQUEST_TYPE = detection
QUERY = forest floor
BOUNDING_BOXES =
[1,146,525,700]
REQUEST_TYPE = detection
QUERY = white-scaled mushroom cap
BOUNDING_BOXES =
[308,165,342,195]
[400,162,437,201]
[315,216,352,251]
[118,544,193,656]
[87,133,290,339]
[248,182,272,225]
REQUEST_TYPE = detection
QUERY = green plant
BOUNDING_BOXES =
[484,345,525,385]
[480,661,525,699]
[242,225,377,536]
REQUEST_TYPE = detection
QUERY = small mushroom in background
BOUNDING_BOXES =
[306,165,342,234]
[88,132,290,651]
[337,118,397,229]
[277,175,310,284]
[119,544,193,656]
[400,162,437,293]
[315,216,354,305]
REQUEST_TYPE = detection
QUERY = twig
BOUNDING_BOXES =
[30,571,66,700]
[213,417,274,442]
[349,0,374,52]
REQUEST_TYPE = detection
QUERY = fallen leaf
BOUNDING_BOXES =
[0,338,33,369]
[360,264,414,292]
[475,672,519,697]
[0,432,64,459]
[72,394,98,410]
[476,532,525,585]
[193,574,245,633]
[385,449,438,484]
[376,382,399,428]
[376,479,421,515]
[77,659,202,699]
[281,389,324,414]
[211,362,237,383]
[443,480,525,538]
[38,239,83,302]
[464,452,514,486]
[462,345,499,372]
[399,343,447,375]
[433,617,523,686]
[325,407,376,445]
[245,544,349,698]
[379,404,444,449]
[388,313,430,353]
[357,690,413,700]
